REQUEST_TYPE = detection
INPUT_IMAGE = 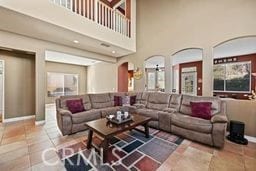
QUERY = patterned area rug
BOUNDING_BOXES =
[59,127,183,171]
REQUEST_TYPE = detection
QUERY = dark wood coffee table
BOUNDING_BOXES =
[85,114,151,163]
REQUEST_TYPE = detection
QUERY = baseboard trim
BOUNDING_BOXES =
[3,115,35,123]
[35,120,45,125]
[245,135,256,143]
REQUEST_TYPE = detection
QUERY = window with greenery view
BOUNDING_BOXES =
[213,62,251,92]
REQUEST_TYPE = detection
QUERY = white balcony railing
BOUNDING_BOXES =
[51,0,131,37]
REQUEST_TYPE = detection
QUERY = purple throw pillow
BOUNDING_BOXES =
[66,98,85,114]
[190,102,212,120]
[114,96,122,106]
[130,95,136,105]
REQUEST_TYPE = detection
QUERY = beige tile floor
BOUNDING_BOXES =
[0,104,255,171]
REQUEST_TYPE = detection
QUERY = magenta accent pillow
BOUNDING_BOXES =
[130,95,136,105]
[190,102,212,120]
[66,98,85,114]
[114,96,122,106]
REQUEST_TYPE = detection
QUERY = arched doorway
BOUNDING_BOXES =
[171,48,203,96]
[144,56,165,92]
[213,36,256,99]
[118,62,135,92]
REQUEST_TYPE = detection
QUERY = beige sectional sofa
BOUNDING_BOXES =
[56,92,228,148]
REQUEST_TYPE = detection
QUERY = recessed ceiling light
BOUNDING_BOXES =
[112,51,116,54]
[73,40,79,44]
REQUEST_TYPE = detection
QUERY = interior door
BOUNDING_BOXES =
[181,67,197,96]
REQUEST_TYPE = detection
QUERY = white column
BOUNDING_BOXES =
[170,58,174,92]
[165,56,171,93]
[202,46,214,96]
[35,51,46,122]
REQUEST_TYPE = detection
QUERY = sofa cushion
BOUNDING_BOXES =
[146,92,171,111]
[89,93,112,109]
[127,92,143,104]
[180,95,221,115]
[190,102,212,120]
[100,106,120,117]
[122,96,130,105]
[66,99,85,114]
[171,113,213,133]
[60,95,92,110]
[141,92,150,105]
[169,94,182,110]
[136,108,158,120]
[71,110,101,124]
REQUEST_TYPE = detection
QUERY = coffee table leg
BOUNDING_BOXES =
[102,138,109,163]
[87,129,93,149]
[144,123,149,138]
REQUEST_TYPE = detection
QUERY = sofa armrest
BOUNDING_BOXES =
[56,109,72,136]
[212,122,227,148]
[58,109,72,116]
[158,111,172,132]
[211,114,228,123]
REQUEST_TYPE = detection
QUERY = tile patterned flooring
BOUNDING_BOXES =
[0,105,255,171]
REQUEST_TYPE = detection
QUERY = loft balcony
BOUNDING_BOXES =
[51,0,131,37]
[0,0,136,57]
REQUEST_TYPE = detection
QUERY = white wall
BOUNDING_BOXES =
[118,0,256,95]
[0,0,136,53]
[0,30,116,121]
[214,37,256,58]
[87,62,117,93]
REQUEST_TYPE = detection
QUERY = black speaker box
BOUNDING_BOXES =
[227,120,248,145]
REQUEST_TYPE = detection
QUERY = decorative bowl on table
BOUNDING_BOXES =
[106,111,133,124]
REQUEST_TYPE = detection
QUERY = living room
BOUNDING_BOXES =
[0,0,256,170]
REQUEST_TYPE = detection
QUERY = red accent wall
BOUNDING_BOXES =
[179,61,203,96]
[118,62,128,92]
[214,53,256,99]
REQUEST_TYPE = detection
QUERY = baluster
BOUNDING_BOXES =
[74,0,77,13]
[94,0,98,22]
[105,6,107,27]
[90,0,93,20]
[108,8,110,28]
[70,0,74,11]
[119,14,121,34]
[84,0,86,17]
[111,10,113,30]
[87,0,89,19]
[99,3,102,24]
[79,0,81,15]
